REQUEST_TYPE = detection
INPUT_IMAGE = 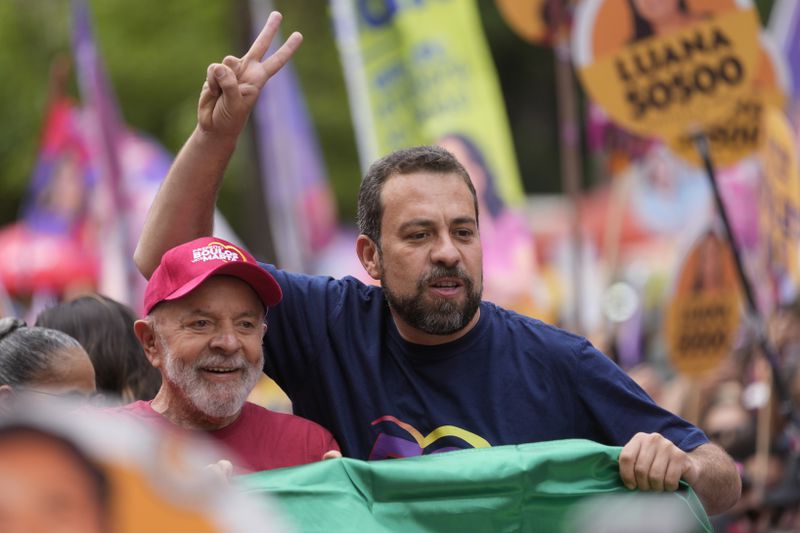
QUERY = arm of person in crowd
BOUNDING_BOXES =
[618,432,741,516]
[133,11,302,279]
[205,459,234,484]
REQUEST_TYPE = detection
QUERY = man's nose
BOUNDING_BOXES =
[209,323,242,353]
[430,234,460,267]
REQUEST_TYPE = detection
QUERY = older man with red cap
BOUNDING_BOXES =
[117,237,339,474]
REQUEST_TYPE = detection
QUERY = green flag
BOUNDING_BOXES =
[238,439,711,532]
[331,0,524,205]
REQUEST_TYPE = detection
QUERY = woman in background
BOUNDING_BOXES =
[0,317,96,406]
[36,295,161,403]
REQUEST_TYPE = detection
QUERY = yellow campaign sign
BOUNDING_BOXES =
[332,0,523,205]
[760,107,800,285]
[668,33,790,168]
[573,0,761,141]
[665,231,741,377]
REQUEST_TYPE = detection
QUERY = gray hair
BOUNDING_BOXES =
[357,145,479,247]
[0,317,83,386]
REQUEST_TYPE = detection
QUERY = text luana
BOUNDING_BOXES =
[615,27,744,120]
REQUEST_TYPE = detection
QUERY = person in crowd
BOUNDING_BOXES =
[0,424,109,533]
[133,12,740,513]
[117,236,339,474]
[0,317,97,407]
[36,294,161,403]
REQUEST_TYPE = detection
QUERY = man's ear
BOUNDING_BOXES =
[356,235,382,280]
[134,319,163,369]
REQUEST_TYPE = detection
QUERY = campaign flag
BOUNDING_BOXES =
[760,107,800,297]
[769,0,800,105]
[0,98,99,297]
[250,0,338,273]
[70,0,220,314]
[20,98,96,235]
[331,0,524,206]
[239,439,711,532]
[71,0,134,305]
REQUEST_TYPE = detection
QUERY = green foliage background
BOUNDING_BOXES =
[0,0,777,250]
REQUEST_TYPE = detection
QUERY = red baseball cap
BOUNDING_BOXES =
[143,237,282,314]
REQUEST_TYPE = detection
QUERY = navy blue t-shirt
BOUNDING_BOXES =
[261,264,708,460]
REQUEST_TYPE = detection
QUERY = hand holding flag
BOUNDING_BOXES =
[618,432,697,493]
[618,432,738,515]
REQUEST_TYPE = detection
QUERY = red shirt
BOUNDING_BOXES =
[115,401,339,474]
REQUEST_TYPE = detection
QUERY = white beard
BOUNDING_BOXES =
[160,339,262,419]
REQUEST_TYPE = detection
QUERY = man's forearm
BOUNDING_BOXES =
[687,442,741,515]
[134,127,237,278]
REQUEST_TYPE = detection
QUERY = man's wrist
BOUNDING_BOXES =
[192,124,240,152]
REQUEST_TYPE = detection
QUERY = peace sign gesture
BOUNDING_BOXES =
[198,11,302,137]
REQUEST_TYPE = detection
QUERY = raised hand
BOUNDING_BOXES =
[197,11,303,137]
[134,11,303,279]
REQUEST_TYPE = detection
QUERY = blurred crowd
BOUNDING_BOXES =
[622,298,800,532]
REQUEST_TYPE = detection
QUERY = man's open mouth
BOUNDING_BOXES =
[201,367,240,374]
[429,278,463,289]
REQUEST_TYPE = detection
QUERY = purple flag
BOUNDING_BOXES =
[250,1,339,273]
[770,0,800,104]
[71,0,135,305]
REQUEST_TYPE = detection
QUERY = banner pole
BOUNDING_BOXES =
[693,133,800,429]
[554,37,584,335]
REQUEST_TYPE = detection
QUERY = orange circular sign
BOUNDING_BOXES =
[668,33,790,168]
[665,230,741,376]
[573,0,761,141]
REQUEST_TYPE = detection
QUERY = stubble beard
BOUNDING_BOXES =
[382,264,482,336]
[160,337,262,420]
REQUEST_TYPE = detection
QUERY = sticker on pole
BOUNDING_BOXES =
[573,0,761,141]
[665,230,741,377]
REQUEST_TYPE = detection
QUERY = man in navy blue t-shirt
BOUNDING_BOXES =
[134,12,740,515]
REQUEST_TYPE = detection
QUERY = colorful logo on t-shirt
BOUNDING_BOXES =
[368,415,491,460]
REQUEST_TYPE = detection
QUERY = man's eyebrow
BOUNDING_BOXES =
[397,219,436,232]
[451,216,477,226]
[181,308,213,317]
[234,309,266,319]
[177,308,265,320]
[397,216,477,233]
